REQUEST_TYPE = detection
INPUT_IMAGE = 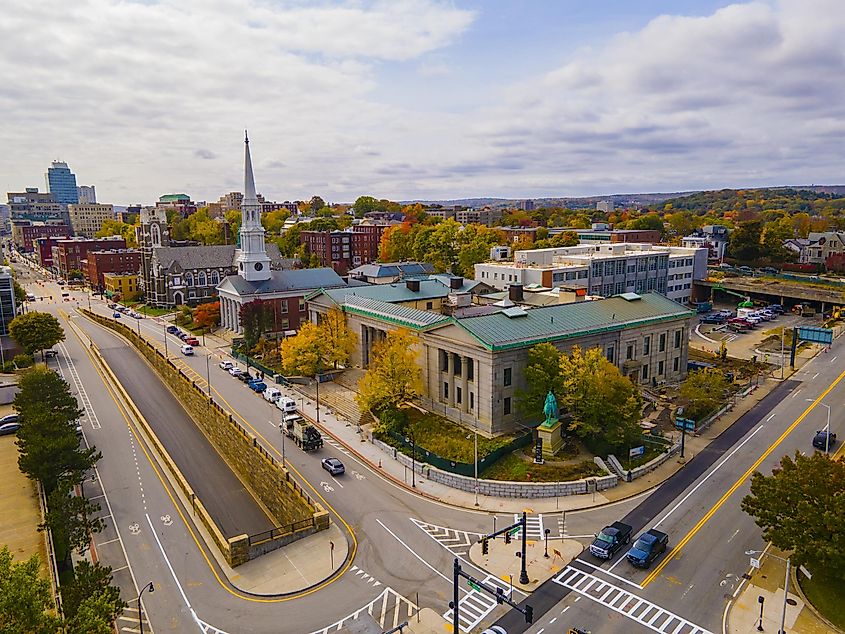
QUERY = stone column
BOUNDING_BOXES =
[447,351,455,408]
[461,355,470,414]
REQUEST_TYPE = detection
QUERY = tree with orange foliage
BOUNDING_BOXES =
[193,301,220,330]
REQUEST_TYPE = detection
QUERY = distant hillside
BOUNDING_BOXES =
[661,187,845,216]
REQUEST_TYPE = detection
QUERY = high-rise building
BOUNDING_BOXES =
[68,203,114,238]
[77,185,96,204]
[45,161,79,204]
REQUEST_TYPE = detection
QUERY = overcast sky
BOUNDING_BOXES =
[2,0,843,205]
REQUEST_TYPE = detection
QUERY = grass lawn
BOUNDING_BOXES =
[121,302,172,317]
[799,569,845,630]
[404,408,515,463]
[481,452,604,482]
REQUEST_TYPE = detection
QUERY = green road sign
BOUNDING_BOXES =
[508,526,520,536]
[468,580,481,592]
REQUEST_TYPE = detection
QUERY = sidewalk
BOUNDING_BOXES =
[726,548,835,634]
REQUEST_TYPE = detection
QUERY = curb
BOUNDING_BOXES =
[792,565,845,634]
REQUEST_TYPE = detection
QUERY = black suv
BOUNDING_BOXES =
[813,430,836,451]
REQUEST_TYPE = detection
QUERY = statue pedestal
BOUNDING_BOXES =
[537,419,563,459]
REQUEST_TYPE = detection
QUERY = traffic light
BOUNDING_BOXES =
[524,605,533,624]
[504,531,511,545]
[481,537,489,555]
[495,587,504,604]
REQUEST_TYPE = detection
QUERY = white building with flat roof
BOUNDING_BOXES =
[474,243,707,305]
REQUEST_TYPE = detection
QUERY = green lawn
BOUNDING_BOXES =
[481,452,604,482]
[403,408,515,463]
[121,302,172,317]
[799,569,845,630]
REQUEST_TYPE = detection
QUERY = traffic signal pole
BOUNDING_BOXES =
[451,558,533,632]
[478,513,529,584]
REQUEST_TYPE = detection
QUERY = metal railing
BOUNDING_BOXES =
[247,518,315,546]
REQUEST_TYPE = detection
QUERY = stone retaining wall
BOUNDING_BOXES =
[84,311,329,565]
[372,437,618,498]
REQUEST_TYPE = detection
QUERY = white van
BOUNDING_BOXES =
[180,344,194,356]
[263,387,282,403]
[275,396,297,414]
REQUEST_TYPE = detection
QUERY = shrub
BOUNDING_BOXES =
[13,354,34,369]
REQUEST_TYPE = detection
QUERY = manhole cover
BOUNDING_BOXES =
[786,598,798,606]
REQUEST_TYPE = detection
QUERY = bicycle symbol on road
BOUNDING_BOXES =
[161,515,173,526]
[320,481,335,493]
[350,471,366,481]
[128,523,141,535]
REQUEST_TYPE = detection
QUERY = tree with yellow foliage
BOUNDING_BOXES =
[280,322,326,377]
[356,329,423,415]
[321,305,357,369]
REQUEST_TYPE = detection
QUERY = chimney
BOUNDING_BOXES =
[450,276,463,290]
[406,279,420,292]
[509,284,524,302]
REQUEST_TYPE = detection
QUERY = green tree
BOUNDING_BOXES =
[310,195,326,211]
[728,219,764,262]
[679,368,728,421]
[65,592,120,634]
[280,322,326,377]
[352,196,380,218]
[96,219,138,247]
[9,311,65,358]
[238,299,273,352]
[356,329,423,415]
[741,452,845,579]
[61,560,126,622]
[455,224,506,278]
[559,346,643,446]
[319,306,357,369]
[42,479,105,554]
[0,547,62,633]
[14,368,97,494]
[13,280,27,306]
[535,227,549,241]
[516,343,563,421]
[760,215,795,262]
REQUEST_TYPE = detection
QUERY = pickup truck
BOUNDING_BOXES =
[626,529,669,568]
[589,521,632,559]
[247,379,267,393]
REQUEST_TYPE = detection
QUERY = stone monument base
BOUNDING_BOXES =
[537,420,563,458]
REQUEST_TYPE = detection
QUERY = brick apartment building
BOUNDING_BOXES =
[52,237,126,279]
[35,235,71,268]
[85,249,142,289]
[12,222,72,251]
[299,224,390,275]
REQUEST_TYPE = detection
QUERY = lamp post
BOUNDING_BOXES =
[138,581,154,634]
[405,433,416,488]
[746,549,791,634]
[163,323,168,358]
[806,399,832,453]
[544,528,550,558]
[757,595,765,631]
[205,354,211,398]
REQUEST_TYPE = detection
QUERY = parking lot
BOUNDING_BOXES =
[691,302,821,362]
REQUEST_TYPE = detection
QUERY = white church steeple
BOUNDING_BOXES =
[236,131,271,282]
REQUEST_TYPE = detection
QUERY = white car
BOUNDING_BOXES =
[219,360,234,371]
[275,396,297,413]
[228,366,243,377]
[263,387,282,403]
[180,344,194,356]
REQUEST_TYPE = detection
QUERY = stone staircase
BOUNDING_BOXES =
[298,372,373,427]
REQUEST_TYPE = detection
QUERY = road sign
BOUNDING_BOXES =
[507,526,520,536]
[468,580,482,592]
[799,565,812,579]
[675,418,696,432]
[750,558,761,569]
[629,446,645,458]
[797,326,833,345]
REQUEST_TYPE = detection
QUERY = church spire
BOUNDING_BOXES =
[243,129,257,204]
[237,131,271,282]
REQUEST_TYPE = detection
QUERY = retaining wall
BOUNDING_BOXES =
[372,437,618,498]
[84,311,329,565]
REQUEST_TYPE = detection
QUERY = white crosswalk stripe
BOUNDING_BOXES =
[351,565,382,587]
[411,518,482,556]
[309,587,418,634]
[323,437,350,456]
[513,513,547,540]
[443,574,511,633]
[554,566,713,634]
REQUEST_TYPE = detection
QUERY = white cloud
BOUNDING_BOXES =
[1,0,843,203]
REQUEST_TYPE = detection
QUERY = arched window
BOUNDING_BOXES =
[185,273,194,287]
[150,223,161,247]
[198,271,207,287]
[211,270,220,285]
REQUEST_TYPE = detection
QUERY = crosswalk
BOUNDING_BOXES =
[554,567,712,634]
[443,574,511,633]
[323,437,350,456]
[512,513,567,540]
[118,604,150,633]
[411,518,482,557]
[309,587,418,634]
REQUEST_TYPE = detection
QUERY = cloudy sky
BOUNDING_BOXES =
[2,0,843,205]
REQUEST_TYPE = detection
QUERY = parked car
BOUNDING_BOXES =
[108,303,117,309]
[321,457,345,476]
[626,529,669,568]
[74,423,83,436]
[700,314,726,324]
[760,266,779,274]
[166,325,179,334]
[768,304,785,314]
[263,387,282,403]
[219,361,234,371]
[228,366,243,377]
[45,349,58,358]
[0,414,19,426]
[276,396,297,413]
[0,421,21,436]
[737,266,754,275]
[177,332,188,341]
[248,379,267,393]
[180,344,194,356]
[185,337,199,346]
[113,312,122,318]
[813,430,837,451]
[238,371,254,383]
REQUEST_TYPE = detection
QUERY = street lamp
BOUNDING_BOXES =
[806,399,832,453]
[163,323,168,359]
[205,354,211,398]
[746,549,791,634]
[544,528,550,558]
[405,433,416,488]
[138,581,154,634]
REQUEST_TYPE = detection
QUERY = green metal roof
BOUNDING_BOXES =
[342,296,451,331]
[158,193,191,202]
[456,292,694,351]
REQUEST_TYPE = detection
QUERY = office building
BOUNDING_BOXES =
[300,223,392,275]
[68,203,114,238]
[596,200,614,213]
[77,185,96,204]
[0,267,17,338]
[155,194,196,217]
[12,222,72,252]
[474,243,708,305]
[45,161,79,204]
[86,249,142,289]
[455,208,503,227]
[52,236,126,279]
[7,188,65,223]
[103,273,140,301]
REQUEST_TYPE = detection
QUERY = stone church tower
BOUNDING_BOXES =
[138,206,169,305]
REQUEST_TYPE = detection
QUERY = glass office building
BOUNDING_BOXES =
[46,161,79,204]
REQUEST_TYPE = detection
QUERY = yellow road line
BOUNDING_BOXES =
[65,311,356,602]
[642,367,845,587]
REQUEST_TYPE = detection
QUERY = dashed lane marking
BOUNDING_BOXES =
[351,565,382,587]
[554,567,712,634]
